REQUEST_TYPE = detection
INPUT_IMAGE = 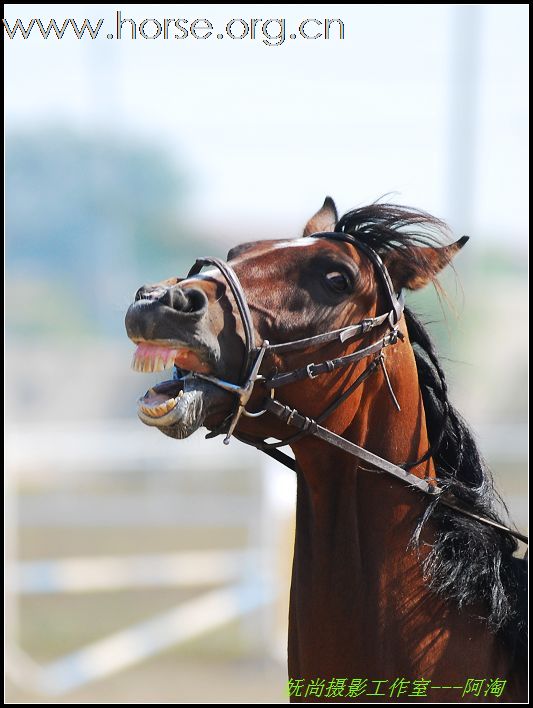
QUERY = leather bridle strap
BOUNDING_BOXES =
[240,352,383,452]
[266,330,402,388]
[187,257,256,384]
[266,312,390,354]
[263,397,529,544]
[265,397,441,495]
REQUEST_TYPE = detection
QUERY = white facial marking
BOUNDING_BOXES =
[271,239,317,250]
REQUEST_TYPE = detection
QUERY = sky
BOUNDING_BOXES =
[4,4,529,244]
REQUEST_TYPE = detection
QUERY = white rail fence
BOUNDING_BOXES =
[6,421,296,697]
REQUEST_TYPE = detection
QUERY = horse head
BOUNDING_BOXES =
[125,197,465,448]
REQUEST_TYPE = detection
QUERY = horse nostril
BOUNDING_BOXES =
[184,288,208,313]
[133,284,208,315]
[164,286,208,314]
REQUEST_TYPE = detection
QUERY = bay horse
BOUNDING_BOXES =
[125,199,527,702]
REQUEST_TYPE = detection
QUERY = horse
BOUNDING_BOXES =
[125,198,527,702]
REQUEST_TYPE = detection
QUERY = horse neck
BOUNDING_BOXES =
[290,326,434,550]
[289,329,433,593]
[286,332,509,681]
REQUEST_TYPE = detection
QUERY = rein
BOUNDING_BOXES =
[185,233,528,545]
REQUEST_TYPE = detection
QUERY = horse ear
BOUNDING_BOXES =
[303,197,338,236]
[384,236,469,291]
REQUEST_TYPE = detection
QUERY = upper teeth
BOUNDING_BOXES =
[132,344,179,373]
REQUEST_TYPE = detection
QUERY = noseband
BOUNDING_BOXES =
[186,232,527,545]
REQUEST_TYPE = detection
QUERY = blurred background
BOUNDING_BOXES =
[5,3,528,703]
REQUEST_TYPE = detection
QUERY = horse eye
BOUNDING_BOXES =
[325,271,351,293]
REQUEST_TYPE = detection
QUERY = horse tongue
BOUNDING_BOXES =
[141,380,183,405]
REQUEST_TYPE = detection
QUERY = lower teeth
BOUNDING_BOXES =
[140,389,184,417]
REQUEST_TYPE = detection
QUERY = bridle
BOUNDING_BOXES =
[186,232,528,545]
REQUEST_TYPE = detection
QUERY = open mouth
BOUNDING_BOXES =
[131,341,215,433]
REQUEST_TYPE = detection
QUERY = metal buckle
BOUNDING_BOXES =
[286,409,297,425]
[306,363,318,379]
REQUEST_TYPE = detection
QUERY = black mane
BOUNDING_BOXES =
[335,203,527,669]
